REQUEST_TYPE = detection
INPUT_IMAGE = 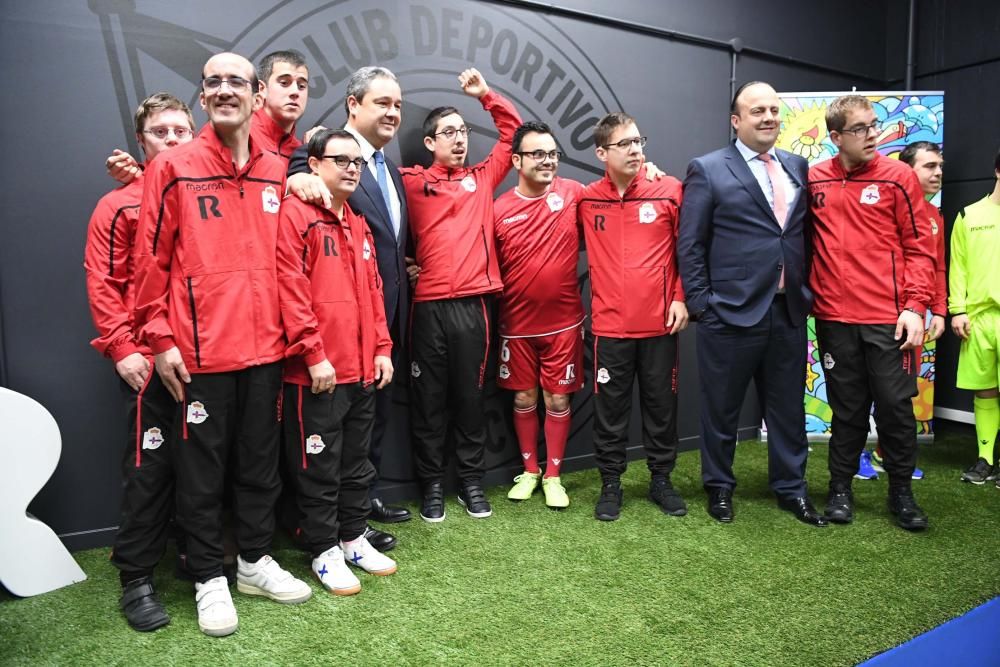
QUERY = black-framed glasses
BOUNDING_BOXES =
[202,76,253,93]
[602,136,647,150]
[321,154,366,169]
[517,149,563,162]
[143,127,192,140]
[838,122,881,138]
[434,126,469,140]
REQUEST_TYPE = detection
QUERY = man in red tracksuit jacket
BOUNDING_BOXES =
[250,49,309,162]
[277,128,397,596]
[84,92,195,633]
[807,95,936,531]
[577,112,689,522]
[134,52,311,638]
[105,49,312,181]
[401,68,522,522]
[862,141,947,480]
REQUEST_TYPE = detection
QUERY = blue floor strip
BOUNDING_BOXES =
[861,596,1000,666]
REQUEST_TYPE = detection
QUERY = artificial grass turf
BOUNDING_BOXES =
[2,431,999,666]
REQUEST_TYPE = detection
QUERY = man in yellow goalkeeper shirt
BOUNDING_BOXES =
[951,148,1000,486]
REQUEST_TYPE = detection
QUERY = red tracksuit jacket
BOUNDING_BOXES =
[84,176,149,361]
[401,90,522,302]
[134,125,287,373]
[250,108,301,163]
[925,201,947,316]
[277,196,392,386]
[578,166,685,338]
[807,152,935,323]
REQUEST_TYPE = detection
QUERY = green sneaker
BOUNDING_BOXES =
[542,476,570,509]
[507,472,541,500]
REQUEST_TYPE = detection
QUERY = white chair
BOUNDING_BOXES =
[0,387,87,596]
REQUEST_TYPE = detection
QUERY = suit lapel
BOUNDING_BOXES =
[725,144,779,226]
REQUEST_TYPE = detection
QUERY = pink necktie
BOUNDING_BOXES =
[758,153,788,227]
[759,153,787,290]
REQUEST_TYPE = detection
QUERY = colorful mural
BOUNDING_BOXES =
[777,91,944,437]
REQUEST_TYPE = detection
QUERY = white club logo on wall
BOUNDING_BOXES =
[93,0,622,181]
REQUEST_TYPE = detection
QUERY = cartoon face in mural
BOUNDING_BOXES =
[778,92,944,437]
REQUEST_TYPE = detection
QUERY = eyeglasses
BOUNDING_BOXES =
[602,136,647,150]
[143,126,192,140]
[517,149,563,162]
[202,76,253,93]
[838,122,881,138]
[434,126,468,141]
[321,154,366,169]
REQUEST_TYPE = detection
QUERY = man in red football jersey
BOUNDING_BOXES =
[494,121,586,509]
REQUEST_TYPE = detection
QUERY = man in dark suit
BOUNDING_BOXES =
[287,67,411,551]
[677,81,826,526]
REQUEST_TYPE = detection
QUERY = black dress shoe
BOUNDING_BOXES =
[364,525,398,552]
[825,483,854,524]
[777,496,829,527]
[370,498,412,524]
[707,488,734,523]
[119,576,170,632]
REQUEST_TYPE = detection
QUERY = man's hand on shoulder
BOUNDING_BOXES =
[287,172,332,209]
[106,149,141,185]
[459,68,489,99]
[302,125,327,144]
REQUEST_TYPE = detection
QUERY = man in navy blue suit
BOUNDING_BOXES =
[287,67,411,551]
[677,81,826,526]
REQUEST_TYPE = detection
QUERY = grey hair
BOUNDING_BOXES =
[344,66,399,116]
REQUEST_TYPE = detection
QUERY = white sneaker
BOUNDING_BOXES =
[340,536,397,576]
[236,555,312,604]
[194,576,238,637]
[311,546,361,596]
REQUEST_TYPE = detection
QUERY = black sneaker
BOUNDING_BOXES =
[824,482,854,524]
[960,458,995,485]
[119,576,170,632]
[594,481,623,521]
[457,484,492,518]
[420,482,446,523]
[888,489,928,531]
[649,476,687,516]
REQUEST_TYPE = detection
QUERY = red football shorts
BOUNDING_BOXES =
[497,325,584,394]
